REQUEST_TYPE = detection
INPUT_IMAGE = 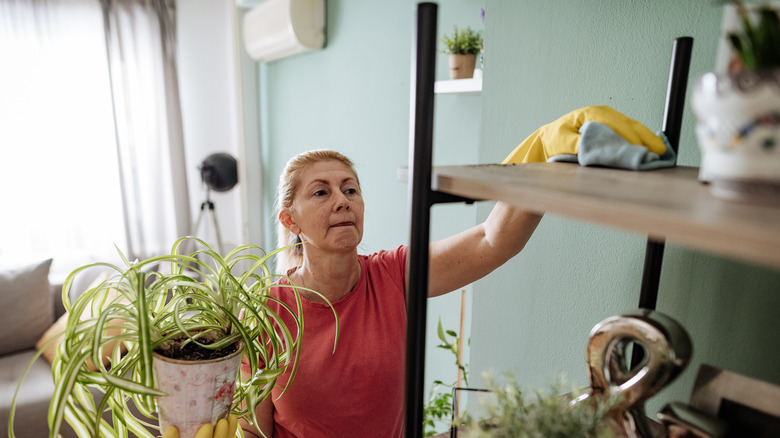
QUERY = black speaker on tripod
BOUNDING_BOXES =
[193,153,238,251]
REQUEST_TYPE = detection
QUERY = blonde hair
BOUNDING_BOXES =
[275,149,359,273]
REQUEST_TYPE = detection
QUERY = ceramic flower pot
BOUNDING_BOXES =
[153,344,243,438]
[691,69,780,202]
[448,53,477,80]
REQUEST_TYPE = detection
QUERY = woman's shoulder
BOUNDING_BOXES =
[356,245,407,303]
[360,245,408,286]
[361,245,408,266]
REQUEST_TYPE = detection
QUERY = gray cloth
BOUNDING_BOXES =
[548,121,676,170]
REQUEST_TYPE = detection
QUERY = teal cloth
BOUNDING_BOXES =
[548,121,676,170]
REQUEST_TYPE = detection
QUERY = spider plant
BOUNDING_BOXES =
[9,236,339,438]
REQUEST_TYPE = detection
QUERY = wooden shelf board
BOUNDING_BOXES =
[426,163,780,271]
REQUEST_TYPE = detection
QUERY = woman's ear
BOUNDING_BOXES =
[279,210,302,235]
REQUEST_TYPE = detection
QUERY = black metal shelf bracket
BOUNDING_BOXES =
[431,191,477,205]
[638,36,693,312]
[405,3,438,437]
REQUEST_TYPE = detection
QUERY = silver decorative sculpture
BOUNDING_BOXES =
[575,310,693,438]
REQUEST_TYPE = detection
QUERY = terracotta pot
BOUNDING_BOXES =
[448,54,477,80]
[153,344,243,438]
[692,69,780,202]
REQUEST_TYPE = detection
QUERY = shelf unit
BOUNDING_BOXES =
[433,77,482,94]
[403,3,721,437]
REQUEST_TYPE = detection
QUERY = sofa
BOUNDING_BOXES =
[0,259,109,438]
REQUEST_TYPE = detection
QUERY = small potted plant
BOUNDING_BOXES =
[9,236,339,438]
[441,25,483,80]
[692,1,780,202]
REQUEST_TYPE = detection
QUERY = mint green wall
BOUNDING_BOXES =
[473,0,780,417]
[254,1,484,428]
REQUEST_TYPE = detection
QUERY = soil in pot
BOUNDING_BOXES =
[154,330,239,361]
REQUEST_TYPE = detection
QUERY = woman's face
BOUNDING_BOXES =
[282,160,364,254]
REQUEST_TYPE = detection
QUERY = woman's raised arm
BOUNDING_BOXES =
[427,202,542,297]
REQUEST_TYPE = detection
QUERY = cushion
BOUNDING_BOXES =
[1,350,85,438]
[36,272,123,371]
[0,259,53,356]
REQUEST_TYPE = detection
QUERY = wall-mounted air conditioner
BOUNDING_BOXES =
[242,0,325,62]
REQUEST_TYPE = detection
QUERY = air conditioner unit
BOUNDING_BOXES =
[242,0,325,62]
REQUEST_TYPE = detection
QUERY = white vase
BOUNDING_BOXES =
[153,345,243,438]
[692,70,780,202]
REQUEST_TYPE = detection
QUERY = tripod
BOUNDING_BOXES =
[192,189,223,252]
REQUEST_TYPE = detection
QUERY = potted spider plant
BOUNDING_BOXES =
[441,25,483,79]
[9,236,338,438]
[692,1,780,202]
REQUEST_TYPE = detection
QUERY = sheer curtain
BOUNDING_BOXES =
[102,0,191,260]
[0,0,190,278]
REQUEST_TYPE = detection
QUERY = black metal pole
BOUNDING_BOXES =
[405,3,437,437]
[638,37,693,312]
[662,37,693,156]
[638,241,665,310]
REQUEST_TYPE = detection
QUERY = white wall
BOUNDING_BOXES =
[177,0,257,252]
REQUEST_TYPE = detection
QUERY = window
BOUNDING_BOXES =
[0,0,127,279]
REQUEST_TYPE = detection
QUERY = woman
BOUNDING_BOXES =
[240,149,541,437]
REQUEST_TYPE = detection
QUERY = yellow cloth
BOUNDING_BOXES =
[502,105,667,164]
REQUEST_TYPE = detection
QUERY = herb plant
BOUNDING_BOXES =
[9,236,338,438]
[466,374,619,438]
[441,25,483,55]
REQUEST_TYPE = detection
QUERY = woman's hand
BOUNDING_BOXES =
[161,415,239,438]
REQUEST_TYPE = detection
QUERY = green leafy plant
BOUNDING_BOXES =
[9,236,338,438]
[423,318,469,436]
[465,373,620,438]
[423,385,454,437]
[725,1,780,72]
[441,25,483,55]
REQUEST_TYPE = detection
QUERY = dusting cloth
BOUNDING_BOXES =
[502,105,676,170]
[550,121,676,170]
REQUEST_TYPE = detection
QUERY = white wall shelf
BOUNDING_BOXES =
[434,77,482,94]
